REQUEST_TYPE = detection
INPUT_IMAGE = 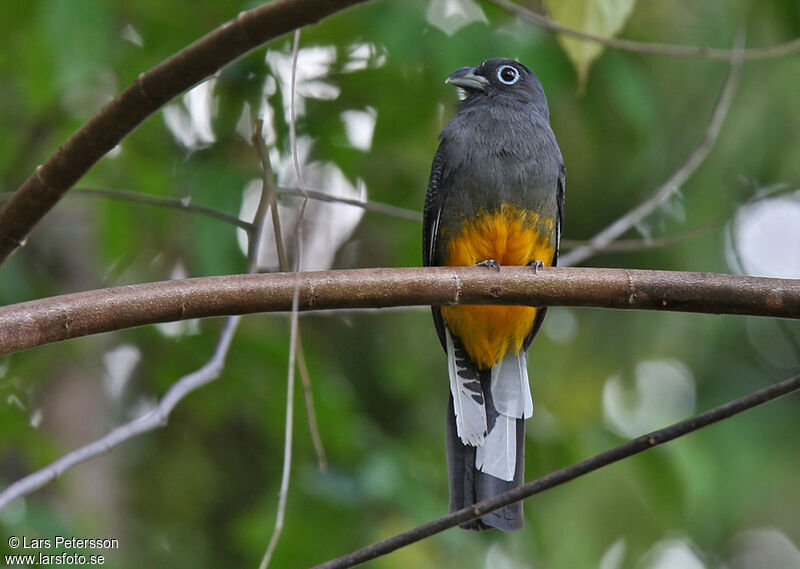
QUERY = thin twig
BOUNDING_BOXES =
[258,266,301,569]
[296,347,328,470]
[486,0,800,60]
[248,143,279,272]
[560,221,718,253]
[259,29,307,569]
[560,34,743,267]
[2,184,422,224]
[252,121,290,272]
[310,374,800,569]
[74,187,252,230]
[252,121,328,472]
[288,30,307,198]
[277,186,421,222]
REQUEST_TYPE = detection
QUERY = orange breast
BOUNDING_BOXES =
[441,205,555,369]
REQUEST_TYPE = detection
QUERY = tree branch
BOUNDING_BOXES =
[486,0,800,60]
[1,267,798,357]
[310,374,800,569]
[0,0,370,266]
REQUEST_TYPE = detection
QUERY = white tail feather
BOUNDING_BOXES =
[490,350,533,419]
[475,414,516,481]
[446,328,487,446]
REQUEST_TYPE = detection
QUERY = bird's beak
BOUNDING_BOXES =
[445,67,488,91]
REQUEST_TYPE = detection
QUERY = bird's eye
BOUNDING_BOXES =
[497,65,519,85]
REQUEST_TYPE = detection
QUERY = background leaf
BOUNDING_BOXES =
[543,0,638,89]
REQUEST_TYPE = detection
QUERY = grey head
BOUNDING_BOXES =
[446,58,551,119]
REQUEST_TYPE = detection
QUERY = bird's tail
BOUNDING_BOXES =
[446,396,526,531]
[445,329,530,531]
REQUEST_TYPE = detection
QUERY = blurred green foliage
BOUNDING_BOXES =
[1,1,799,568]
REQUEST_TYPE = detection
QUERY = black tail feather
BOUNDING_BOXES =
[446,396,525,531]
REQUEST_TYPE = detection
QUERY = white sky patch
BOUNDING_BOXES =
[639,538,706,569]
[266,46,339,122]
[603,359,695,438]
[156,262,201,337]
[163,78,218,151]
[103,344,141,404]
[729,194,800,278]
[121,23,143,46]
[343,42,387,72]
[340,107,377,151]
[237,138,366,271]
[426,0,488,36]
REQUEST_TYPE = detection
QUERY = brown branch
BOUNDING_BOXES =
[0,0,370,266]
[1,267,798,357]
[310,374,800,569]
[486,0,800,60]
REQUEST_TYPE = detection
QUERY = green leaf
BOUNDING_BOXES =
[543,0,637,90]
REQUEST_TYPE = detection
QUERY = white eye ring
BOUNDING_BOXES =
[497,65,519,85]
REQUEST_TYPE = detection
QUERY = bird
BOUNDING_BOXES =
[423,58,565,531]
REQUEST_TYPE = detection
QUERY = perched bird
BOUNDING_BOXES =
[423,58,565,531]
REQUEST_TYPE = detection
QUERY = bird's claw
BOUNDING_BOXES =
[475,259,501,272]
[528,260,545,274]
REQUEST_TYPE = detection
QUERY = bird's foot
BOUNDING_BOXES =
[527,260,545,274]
[475,259,501,272]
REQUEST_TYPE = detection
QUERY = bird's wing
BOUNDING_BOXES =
[423,143,450,350]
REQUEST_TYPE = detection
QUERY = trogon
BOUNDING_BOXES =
[423,58,565,531]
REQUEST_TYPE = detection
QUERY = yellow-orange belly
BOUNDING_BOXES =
[441,205,555,369]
